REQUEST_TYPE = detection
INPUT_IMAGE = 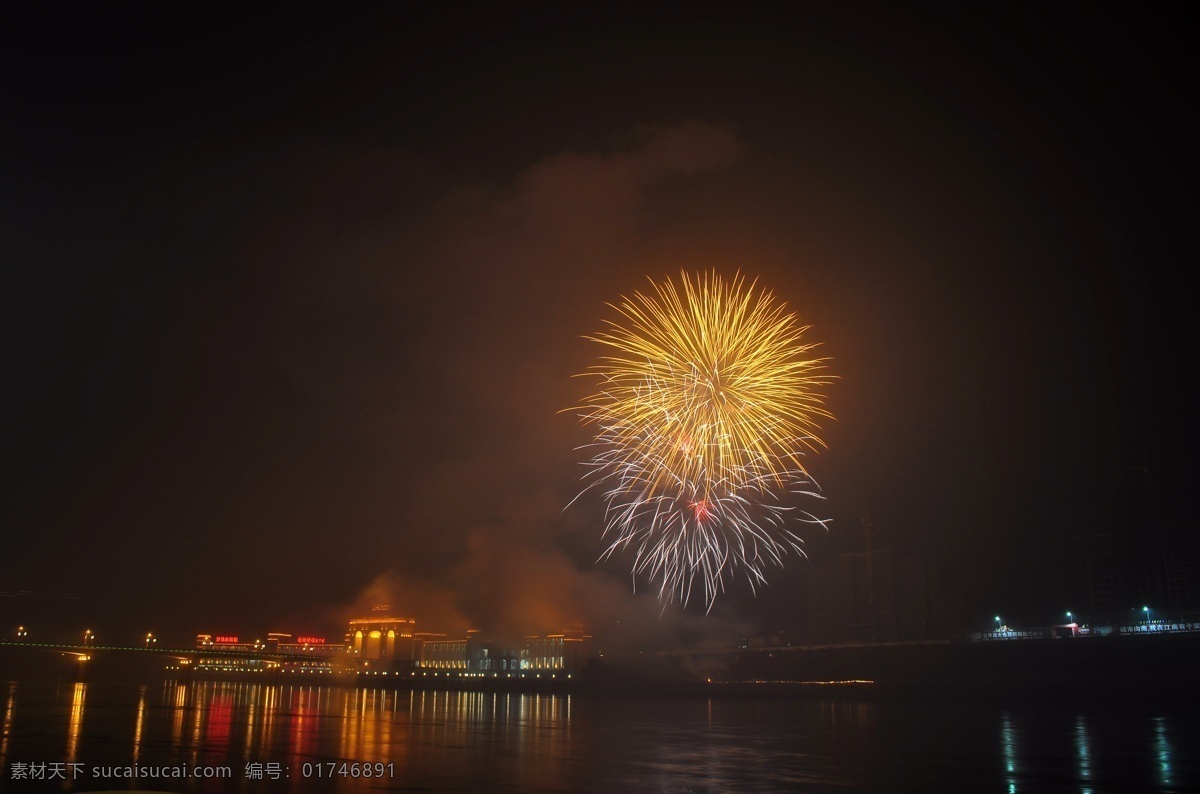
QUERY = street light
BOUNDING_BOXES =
[16,625,27,639]
[83,629,94,645]
[1066,611,1073,623]
[145,632,156,647]
[1143,606,1151,623]
[994,616,1002,631]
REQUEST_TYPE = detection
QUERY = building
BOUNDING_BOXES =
[341,610,592,674]
[522,626,591,670]
[417,630,472,670]
[190,632,343,676]
[185,614,595,679]
[346,614,417,664]
[1077,526,1200,626]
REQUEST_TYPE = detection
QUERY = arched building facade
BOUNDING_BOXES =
[343,610,591,673]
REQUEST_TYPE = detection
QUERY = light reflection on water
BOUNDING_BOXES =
[64,682,85,764]
[0,683,15,763]
[1153,715,1172,789]
[0,679,1195,792]
[1074,714,1092,794]
[1000,710,1018,793]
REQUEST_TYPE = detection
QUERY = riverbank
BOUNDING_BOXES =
[5,632,1197,703]
[710,631,1200,702]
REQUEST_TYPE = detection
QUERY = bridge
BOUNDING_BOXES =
[0,640,348,680]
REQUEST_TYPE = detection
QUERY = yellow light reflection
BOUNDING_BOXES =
[132,687,146,765]
[260,684,278,753]
[190,683,205,766]
[170,682,188,746]
[244,690,257,756]
[0,682,16,765]
[66,682,87,762]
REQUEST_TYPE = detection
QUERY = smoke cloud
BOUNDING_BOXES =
[327,121,758,656]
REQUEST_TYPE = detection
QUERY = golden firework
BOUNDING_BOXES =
[572,271,834,608]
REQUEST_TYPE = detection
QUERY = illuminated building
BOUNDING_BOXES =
[347,615,416,663]
[522,626,591,671]
[190,609,593,679]
[190,633,342,676]
[418,630,475,670]
[341,614,593,674]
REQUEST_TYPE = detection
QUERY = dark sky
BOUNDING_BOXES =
[4,3,1197,647]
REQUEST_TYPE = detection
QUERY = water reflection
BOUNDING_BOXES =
[0,682,15,765]
[0,679,1195,792]
[132,687,146,766]
[243,685,256,755]
[65,682,85,762]
[260,681,279,757]
[1153,715,1172,788]
[206,689,233,749]
[1073,714,1092,794]
[143,682,576,785]
[285,686,316,760]
[999,710,1018,793]
[165,683,182,756]
[818,698,875,735]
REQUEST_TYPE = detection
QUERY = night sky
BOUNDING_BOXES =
[5,4,1197,649]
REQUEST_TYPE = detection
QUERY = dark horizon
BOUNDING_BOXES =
[5,4,1197,650]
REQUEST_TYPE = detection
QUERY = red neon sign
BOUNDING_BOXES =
[214,635,239,644]
[296,636,326,644]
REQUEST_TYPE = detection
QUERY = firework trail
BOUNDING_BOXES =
[572,271,833,609]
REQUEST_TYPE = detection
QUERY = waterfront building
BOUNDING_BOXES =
[341,613,592,673]
[1078,527,1200,626]
[418,630,474,669]
[521,626,591,671]
[346,614,417,662]
[190,612,595,678]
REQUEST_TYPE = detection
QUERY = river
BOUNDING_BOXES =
[0,676,1196,792]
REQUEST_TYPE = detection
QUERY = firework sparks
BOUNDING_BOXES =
[572,271,834,609]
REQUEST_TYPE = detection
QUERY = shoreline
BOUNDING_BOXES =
[4,631,1198,703]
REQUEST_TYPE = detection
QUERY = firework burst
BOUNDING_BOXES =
[572,271,834,609]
